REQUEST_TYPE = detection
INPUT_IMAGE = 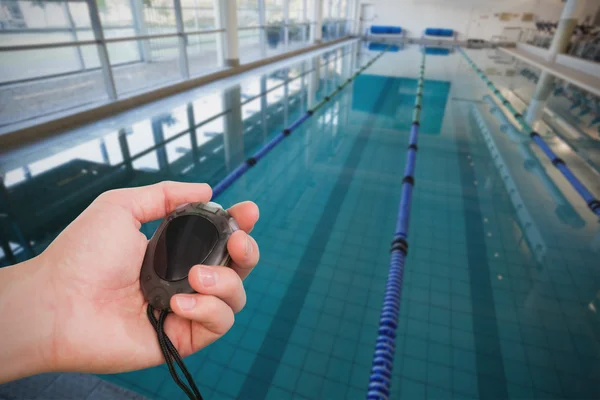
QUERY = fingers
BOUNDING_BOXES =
[96,181,212,224]
[187,265,247,313]
[227,201,259,233]
[170,294,234,336]
[227,230,260,280]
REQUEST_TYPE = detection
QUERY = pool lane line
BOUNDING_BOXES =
[212,47,390,198]
[457,47,600,218]
[366,50,426,400]
[236,55,393,400]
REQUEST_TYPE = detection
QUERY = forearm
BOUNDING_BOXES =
[0,257,55,383]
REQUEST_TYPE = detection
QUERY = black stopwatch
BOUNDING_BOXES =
[140,201,239,310]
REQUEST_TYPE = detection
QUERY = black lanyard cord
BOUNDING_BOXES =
[147,304,203,400]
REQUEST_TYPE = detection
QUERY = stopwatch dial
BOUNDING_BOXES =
[153,215,219,282]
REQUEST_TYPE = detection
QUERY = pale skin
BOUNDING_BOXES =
[0,181,260,383]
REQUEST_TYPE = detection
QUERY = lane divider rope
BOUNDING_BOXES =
[457,47,600,217]
[212,47,390,198]
[366,50,427,400]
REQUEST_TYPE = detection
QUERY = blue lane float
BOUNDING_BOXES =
[368,42,401,52]
[370,25,402,35]
[212,47,389,198]
[367,51,427,400]
[423,46,450,55]
[424,28,454,37]
[458,47,600,217]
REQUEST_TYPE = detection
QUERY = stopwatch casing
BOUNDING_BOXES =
[140,202,239,310]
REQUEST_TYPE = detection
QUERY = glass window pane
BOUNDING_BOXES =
[238,27,262,63]
[288,23,308,49]
[108,37,181,96]
[187,32,220,77]
[141,0,176,35]
[265,0,283,24]
[98,0,176,38]
[97,0,135,31]
[322,0,331,19]
[265,24,284,56]
[180,0,215,31]
[0,44,108,126]
[340,0,347,18]
[237,0,258,28]
[289,0,303,22]
[0,0,93,46]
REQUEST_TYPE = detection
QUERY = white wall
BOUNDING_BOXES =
[358,0,580,41]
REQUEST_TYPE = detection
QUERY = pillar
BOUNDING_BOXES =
[308,55,320,109]
[216,0,240,67]
[222,85,244,170]
[525,70,555,125]
[311,0,323,43]
[547,0,586,61]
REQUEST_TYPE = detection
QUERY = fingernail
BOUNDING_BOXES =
[196,266,217,287]
[245,236,253,256]
[176,295,196,311]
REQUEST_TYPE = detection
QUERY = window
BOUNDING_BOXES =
[264,0,283,24]
[0,0,221,130]
[237,0,258,27]
[288,0,304,22]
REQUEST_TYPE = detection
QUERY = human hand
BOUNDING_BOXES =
[0,182,259,382]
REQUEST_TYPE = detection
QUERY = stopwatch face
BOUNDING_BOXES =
[140,202,238,310]
[153,215,219,282]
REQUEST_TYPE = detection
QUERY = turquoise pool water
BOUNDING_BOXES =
[1,42,600,399]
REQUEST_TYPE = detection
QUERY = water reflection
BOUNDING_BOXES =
[483,95,585,229]
[471,104,547,264]
[0,44,357,265]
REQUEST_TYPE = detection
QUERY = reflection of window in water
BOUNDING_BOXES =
[2,132,123,188]
[243,97,261,117]
[240,78,262,98]
[166,136,192,164]
[288,79,302,94]
[196,115,225,146]
[132,151,160,172]
[127,120,154,156]
[192,91,223,122]
[287,63,304,79]
[163,105,190,139]
[266,77,284,90]
[3,169,27,188]
[267,86,285,105]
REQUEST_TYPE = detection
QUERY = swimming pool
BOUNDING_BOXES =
[1,40,600,399]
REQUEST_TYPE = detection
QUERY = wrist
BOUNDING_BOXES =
[0,256,57,383]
